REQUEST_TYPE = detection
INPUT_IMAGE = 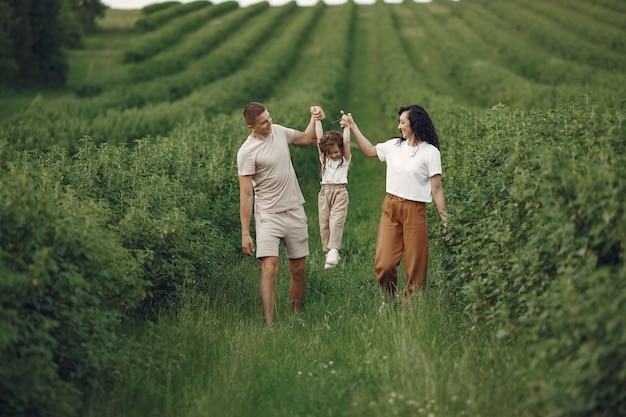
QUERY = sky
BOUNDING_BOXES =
[101,0,433,10]
[103,0,354,9]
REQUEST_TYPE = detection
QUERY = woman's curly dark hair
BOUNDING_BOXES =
[397,105,440,149]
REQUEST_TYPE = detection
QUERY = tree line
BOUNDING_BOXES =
[0,0,106,88]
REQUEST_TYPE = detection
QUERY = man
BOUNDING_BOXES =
[237,102,325,325]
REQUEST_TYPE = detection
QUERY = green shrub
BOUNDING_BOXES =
[440,102,626,414]
[64,116,243,308]
[0,166,145,417]
[123,2,238,63]
[141,1,180,16]
[134,1,211,33]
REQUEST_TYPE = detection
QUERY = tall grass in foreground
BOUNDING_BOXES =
[85,251,537,417]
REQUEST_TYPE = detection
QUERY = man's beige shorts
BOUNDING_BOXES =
[254,205,309,259]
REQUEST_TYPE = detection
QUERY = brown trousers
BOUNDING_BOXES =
[374,193,428,298]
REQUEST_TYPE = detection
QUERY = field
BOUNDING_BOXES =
[1,1,624,416]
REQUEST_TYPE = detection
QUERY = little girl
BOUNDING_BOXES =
[315,112,351,270]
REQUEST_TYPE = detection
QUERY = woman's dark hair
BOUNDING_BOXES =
[397,104,440,149]
[319,131,345,177]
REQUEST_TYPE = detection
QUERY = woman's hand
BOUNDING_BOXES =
[340,112,353,128]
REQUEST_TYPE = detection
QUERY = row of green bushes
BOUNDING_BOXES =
[547,0,626,27]
[439,101,625,416]
[141,1,181,16]
[451,1,623,88]
[4,1,623,156]
[394,1,623,111]
[134,0,211,32]
[78,2,286,106]
[479,1,625,71]
[397,1,560,110]
[0,2,314,155]
[353,2,446,128]
[510,0,625,53]
[263,0,353,121]
[77,2,269,94]
[123,1,238,63]
[0,116,244,416]
[123,2,269,84]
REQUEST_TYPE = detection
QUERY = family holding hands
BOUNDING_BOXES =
[237,102,447,325]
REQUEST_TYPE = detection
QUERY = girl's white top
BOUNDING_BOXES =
[375,139,442,202]
[320,155,351,185]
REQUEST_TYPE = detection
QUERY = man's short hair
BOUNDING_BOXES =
[244,102,266,125]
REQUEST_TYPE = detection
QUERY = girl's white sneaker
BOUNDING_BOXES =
[324,249,340,270]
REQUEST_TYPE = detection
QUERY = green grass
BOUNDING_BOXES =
[85,275,536,417]
[67,9,141,87]
[0,89,71,124]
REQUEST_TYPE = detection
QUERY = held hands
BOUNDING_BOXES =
[339,110,353,129]
[310,106,325,121]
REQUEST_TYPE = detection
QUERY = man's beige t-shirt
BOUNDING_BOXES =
[237,124,305,214]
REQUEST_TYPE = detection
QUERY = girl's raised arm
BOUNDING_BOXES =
[315,119,324,157]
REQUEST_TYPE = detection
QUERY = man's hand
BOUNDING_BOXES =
[242,235,255,257]
[310,105,325,121]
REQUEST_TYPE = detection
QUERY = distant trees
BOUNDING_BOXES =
[0,0,106,88]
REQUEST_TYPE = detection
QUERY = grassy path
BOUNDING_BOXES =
[67,10,141,87]
[340,5,390,252]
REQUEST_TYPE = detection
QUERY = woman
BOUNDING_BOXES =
[342,105,447,302]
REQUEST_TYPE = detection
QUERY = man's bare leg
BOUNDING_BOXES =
[288,257,306,315]
[260,256,279,325]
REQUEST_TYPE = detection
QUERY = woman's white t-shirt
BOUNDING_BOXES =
[375,138,442,202]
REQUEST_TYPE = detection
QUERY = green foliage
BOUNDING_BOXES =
[0,114,245,416]
[64,117,244,306]
[71,0,106,34]
[0,162,145,417]
[0,1,625,415]
[483,0,626,71]
[123,1,238,63]
[0,2,310,152]
[58,0,84,48]
[0,0,106,88]
[0,2,18,81]
[133,0,211,32]
[142,1,180,15]
[530,268,626,416]
[439,101,626,416]
[123,1,269,84]
[8,0,69,87]
[512,0,625,54]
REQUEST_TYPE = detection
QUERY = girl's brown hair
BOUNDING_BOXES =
[319,131,346,178]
